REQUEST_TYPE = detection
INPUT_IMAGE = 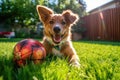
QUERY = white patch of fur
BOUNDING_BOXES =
[52,48,63,57]
[55,24,61,28]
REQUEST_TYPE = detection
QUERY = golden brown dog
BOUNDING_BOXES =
[36,5,80,67]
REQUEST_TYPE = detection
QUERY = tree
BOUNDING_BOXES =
[0,0,39,27]
[0,0,86,38]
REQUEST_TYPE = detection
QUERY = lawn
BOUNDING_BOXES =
[0,38,120,80]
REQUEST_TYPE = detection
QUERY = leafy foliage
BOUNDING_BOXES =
[0,0,86,35]
[0,38,120,80]
[0,0,71,25]
[0,0,39,26]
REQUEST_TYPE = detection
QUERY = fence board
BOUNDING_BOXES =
[82,7,120,41]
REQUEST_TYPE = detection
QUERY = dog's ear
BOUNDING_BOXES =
[62,10,79,25]
[37,5,53,23]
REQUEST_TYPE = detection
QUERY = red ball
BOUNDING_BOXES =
[13,39,46,67]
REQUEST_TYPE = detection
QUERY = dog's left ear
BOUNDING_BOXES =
[62,10,79,25]
[36,5,53,23]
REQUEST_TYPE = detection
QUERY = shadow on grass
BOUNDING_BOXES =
[0,38,42,43]
[0,56,44,80]
[73,40,120,46]
[1,38,119,46]
[0,54,60,80]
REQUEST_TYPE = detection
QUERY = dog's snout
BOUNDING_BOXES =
[53,26,61,33]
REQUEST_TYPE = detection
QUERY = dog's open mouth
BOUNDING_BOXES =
[49,32,65,44]
[49,31,66,44]
[53,34,61,44]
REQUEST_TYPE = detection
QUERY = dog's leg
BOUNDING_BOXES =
[69,52,80,67]
[61,41,80,67]
[42,39,53,55]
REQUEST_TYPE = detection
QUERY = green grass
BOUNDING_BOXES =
[0,38,120,80]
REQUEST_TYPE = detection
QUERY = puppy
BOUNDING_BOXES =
[36,5,80,67]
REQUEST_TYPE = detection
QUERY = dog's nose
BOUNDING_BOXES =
[53,26,61,33]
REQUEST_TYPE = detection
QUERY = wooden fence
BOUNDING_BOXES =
[82,7,120,41]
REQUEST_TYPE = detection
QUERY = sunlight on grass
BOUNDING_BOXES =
[0,38,120,80]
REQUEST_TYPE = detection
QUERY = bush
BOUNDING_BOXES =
[15,27,30,38]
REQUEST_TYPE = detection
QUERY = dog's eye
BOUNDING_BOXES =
[61,21,66,25]
[49,20,54,24]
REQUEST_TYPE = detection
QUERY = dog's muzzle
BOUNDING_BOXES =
[53,26,61,34]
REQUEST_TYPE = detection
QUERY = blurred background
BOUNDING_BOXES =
[0,0,120,41]
[0,0,86,38]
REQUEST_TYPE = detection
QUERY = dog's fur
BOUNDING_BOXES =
[36,5,80,67]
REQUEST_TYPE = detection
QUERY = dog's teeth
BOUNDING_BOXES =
[53,35,61,43]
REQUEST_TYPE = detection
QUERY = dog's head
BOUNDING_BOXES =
[37,5,79,45]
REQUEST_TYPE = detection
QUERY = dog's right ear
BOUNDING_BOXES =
[36,5,53,23]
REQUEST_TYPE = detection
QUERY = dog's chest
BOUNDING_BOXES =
[52,46,63,57]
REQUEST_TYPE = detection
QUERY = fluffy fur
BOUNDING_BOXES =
[36,5,80,67]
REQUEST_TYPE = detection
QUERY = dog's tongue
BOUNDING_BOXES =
[53,34,61,43]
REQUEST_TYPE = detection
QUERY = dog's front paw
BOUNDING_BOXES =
[69,55,80,68]
[70,60,80,68]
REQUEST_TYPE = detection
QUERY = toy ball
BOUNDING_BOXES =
[13,39,46,67]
